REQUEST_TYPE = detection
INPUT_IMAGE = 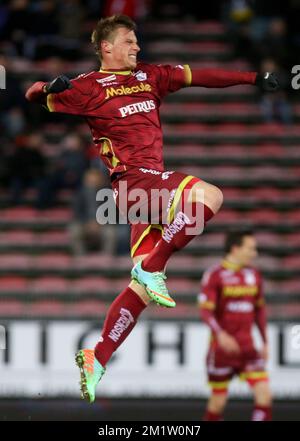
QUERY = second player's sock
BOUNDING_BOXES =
[142,201,214,273]
[94,287,147,367]
[251,405,272,421]
[203,410,223,421]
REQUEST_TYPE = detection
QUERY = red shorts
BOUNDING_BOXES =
[111,167,200,258]
[207,343,268,394]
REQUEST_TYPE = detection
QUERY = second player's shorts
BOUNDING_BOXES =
[111,167,201,258]
[206,343,268,394]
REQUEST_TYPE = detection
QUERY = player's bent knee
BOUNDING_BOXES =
[189,182,223,213]
[207,185,223,213]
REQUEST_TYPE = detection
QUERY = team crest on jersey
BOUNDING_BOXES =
[135,70,147,81]
[243,269,256,285]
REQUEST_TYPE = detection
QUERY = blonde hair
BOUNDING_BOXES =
[91,14,137,60]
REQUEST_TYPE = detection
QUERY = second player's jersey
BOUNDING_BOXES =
[46,62,191,175]
[198,260,264,350]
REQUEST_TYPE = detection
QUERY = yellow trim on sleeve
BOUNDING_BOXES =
[183,64,192,86]
[167,175,194,224]
[200,301,216,310]
[46,94,55,112]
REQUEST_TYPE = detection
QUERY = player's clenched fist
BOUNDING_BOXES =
[255,72,279,92]
[43,75,72,94]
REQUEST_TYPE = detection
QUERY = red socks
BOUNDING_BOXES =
[252,405,272,421]
[204,406,272,421]
[94,287,147,367]
[142,201,214,272]
[203,410,223,421]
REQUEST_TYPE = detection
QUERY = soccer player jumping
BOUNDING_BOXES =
[199,230,272,421]
[26,15,279,403]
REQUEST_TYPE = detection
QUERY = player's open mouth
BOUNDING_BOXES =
[129,55,137,60]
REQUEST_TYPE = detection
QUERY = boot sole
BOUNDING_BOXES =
[75,350,93,403]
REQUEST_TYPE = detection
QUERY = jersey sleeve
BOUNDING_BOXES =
[254,271,265,308]
[46,76,98,115]
[153,64,192,98]
[197,266,219,311]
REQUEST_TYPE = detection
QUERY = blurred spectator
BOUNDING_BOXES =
[222,1,291,66]
[255,18,290,68]
[8,132,49,206]
[221,0,255,61]
[0,0,31,56]
[103,0,149,20]
[259,59,292,125]
[57,133,88,187]
[57,0,85,60]
[70,168,117,255]
[25,0,59,60]
[44,132,88,206]
[58,0,85,40]
[150,0,221,20]
[287,0,300,49]
[0,53,26,136]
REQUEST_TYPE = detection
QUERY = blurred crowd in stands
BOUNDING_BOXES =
[0,0,298,255]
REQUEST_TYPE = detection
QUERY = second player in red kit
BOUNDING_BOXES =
[199,231,272,421]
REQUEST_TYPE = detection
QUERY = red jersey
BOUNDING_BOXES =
[198,260,265,351]
[46,62,190,175]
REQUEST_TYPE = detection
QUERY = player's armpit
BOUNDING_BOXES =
[189,68,257,88]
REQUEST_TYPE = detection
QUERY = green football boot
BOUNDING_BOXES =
[131,261,176,308]
[75,349,106,403]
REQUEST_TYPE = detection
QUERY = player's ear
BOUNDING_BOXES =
[101,40,113,55]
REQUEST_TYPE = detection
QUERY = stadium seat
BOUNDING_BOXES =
[38,231,70,245]
[28,300,65,316]
[0,254,31,269]
[285,233,300,246]
[67,300,107,316]
[282,256,300,270]
[1,207,38,220]
[0,300,24,315]
[73,277,113,293]
[0,276,28,292]
[0,231,34,245]
[34,254,71,270]
[74,254,114,269]
[30,277,70,294]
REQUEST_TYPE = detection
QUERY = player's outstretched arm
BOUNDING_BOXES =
[25,75,72,102]
[188,67,279,91]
